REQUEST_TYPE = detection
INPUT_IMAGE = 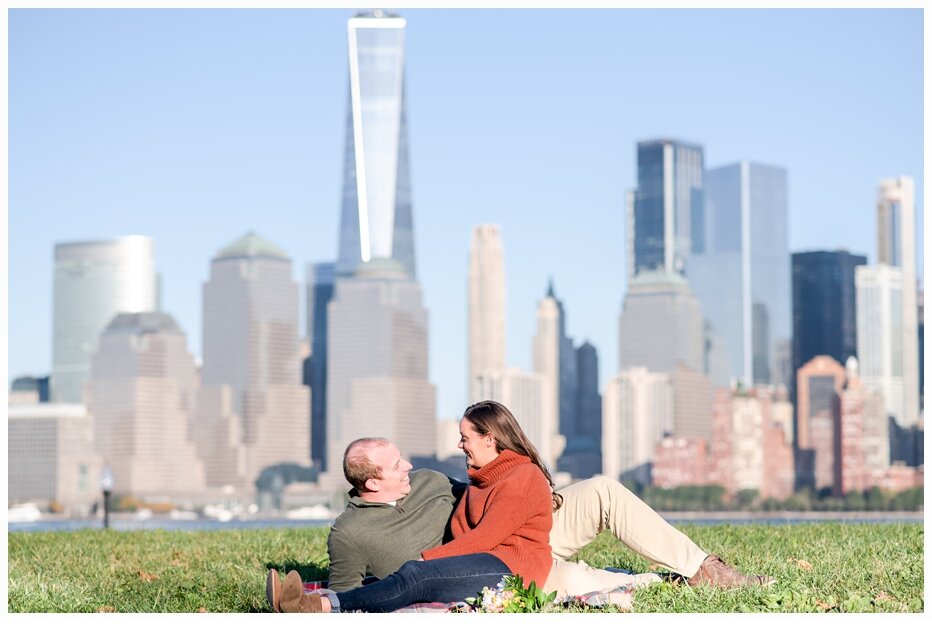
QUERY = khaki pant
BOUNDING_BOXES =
[543,476,708,598]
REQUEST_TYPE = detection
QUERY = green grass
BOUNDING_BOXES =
[7,523,923,613]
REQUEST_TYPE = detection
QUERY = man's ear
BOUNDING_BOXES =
[364,477,380,493]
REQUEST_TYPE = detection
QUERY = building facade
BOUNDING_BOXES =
[336,11,416,279]
[602,367,673,485]
[795,355,846,493]
[51,236,158,403]
[855,264,905,429]
[468,224,506,404]
[325,259,436,483]
[692,161,790,387]
[627,139,705,278]
[197,232,310,490]
[876,176,919,427]
[304,261,336,470]
[8,403,101,512]
[87,312,206,499]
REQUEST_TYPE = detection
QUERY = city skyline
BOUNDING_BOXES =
[7,8,924,421]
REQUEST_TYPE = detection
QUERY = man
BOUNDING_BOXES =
[323,437,774,596]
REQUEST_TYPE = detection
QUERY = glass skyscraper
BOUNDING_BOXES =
[791,250,867,388]
[691,161,790,387]
[627,139,704,279]
[51,236,158,403]
[336,10,415,279]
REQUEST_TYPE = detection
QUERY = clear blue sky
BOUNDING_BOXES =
[7,8,924,421]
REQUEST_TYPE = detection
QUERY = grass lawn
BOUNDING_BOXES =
[7,522,924,613]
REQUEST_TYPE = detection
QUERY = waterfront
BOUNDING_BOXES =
[7,511,922,534]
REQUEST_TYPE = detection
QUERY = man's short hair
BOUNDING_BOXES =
[343,438,391,493]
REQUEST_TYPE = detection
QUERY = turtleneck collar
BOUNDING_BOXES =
[467,449,533,488]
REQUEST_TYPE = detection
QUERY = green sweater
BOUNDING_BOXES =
[326,469,464,592]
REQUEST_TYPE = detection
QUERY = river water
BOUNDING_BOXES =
[7,511,922,534]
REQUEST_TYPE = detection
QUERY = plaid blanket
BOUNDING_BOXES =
[306,572,659,613]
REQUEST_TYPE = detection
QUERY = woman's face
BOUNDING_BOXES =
[458,418,499,469]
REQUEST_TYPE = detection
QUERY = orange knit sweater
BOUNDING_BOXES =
[420,449,553,588]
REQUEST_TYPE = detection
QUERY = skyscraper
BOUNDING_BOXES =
[336,11,415,279]
[304,262,335,470]
[532,281,575,470]
[88,312,206,498]
[692,161,790,387]
[791,250,866,389]
[325,259,436,482]
[618,270,704,375]
[468,225,506,403]
[876,176,919,427]
[627,139,704,279]
[51,236,158,403]
[196,232,310,490]
[856,264,904,427]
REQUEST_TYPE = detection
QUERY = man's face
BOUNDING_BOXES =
[366,443,413,500]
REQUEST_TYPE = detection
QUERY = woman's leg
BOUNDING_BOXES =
[335,553,510,613]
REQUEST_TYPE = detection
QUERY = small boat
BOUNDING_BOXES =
[8,503,42,523]
[286,505,336,520]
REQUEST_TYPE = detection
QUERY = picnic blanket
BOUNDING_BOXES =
[302,571,661,613]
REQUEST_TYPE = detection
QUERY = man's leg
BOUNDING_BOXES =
[550,476,708,578]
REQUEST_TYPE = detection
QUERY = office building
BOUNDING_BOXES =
[618,270,704,375]
[87,312,206,499]
[692,161,790,387]
[627,139,704,278]
[795,355,846,493]
[876,176,919,427]
[304,262,336,470]
[603,367,673,485]
[336,11,416,279]
[856,264,905,428]
[468,225,506,404]
[325,259,435,482]
[791,250,866,393]
[8,403,101,512]
[197,232,310,490]
[559,341,602,479]
[51,236,158,403]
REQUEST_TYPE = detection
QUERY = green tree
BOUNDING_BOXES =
[865,487,888,511]
[843,490,865,511]
[735,489,759,510]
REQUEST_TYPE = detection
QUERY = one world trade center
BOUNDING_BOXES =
[336,10,416,279]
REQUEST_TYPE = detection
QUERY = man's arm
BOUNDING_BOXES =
[326,528,370,593]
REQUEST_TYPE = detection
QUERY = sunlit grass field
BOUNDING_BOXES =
[7,523,923,613]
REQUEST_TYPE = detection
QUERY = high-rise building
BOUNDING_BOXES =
[532,281,576,469]
[8,403,101,512]
[692,161,790,387]
[791,250,866,393]
[88,312,206,498]
[855,264,905,428]
[602,367,673,485]
[627,139,704,278]
[336,11,415,279]
[618,270,704,375]
[325,259,435,483]
[304,262,335,470]
[51,236,158,403]
[468,225,506,403]
[795,355,846,493]
[561,341,602,479]
[197,232,310,490]
[876,176,919,427]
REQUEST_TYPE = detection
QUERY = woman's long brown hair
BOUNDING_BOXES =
[463,400,563,511]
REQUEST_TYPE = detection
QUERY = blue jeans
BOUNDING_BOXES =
[335,553,511,612]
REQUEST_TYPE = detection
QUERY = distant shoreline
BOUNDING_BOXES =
[659,510,923,523]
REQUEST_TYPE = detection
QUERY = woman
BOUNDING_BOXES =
[278,400,561,613]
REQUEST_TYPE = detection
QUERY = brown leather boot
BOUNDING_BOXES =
[266,569,282,612]
[280,570,324,613]
[687,555,776,588]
